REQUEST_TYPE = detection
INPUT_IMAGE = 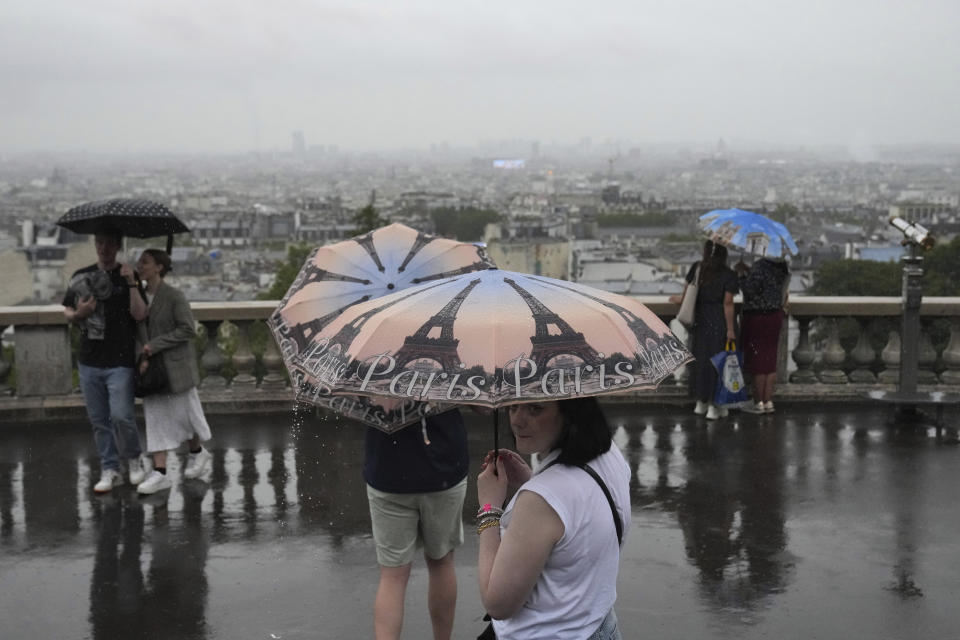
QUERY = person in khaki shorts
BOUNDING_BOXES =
[364,409,469,640]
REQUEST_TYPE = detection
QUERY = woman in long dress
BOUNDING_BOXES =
[682,240,738,420]
[134,249,213,495]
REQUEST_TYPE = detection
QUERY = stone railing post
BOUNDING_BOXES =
[0,324,13,397]
[818,319,848,384]
[790,316,817,384]
[917,321,939,385]
[848,318,877,383]
[200,320,228,389]
[259,327,288,390]
[879,329,901,385]
[231,320,258,389]
[0,324,11,396]
[940,318,960,385]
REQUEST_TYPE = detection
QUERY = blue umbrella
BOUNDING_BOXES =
[699,208,799,258]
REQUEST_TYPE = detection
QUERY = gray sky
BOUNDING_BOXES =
[2,0,959,153]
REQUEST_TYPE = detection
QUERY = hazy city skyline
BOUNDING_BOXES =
[3,0,959,154]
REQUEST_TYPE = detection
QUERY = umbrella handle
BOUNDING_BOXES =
[493,409,499,476]
[166,234,173,255]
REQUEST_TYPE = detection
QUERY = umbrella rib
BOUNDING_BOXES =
[394,243,488,288]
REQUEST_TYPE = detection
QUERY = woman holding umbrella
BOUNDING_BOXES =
[737,257,790,413]
[476,398,629,639]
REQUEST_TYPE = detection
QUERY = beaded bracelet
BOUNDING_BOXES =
[477,503,504,519]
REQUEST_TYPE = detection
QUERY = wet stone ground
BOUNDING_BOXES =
[1,404,959,639]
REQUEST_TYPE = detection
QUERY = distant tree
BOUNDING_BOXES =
[809,259,900,296]
[810,239,960,297]
[353,204,386,235]
[431,207,501,241]
[259,243,312,300]
[921,235,960,296]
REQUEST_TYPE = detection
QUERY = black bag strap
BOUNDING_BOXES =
[542,459,623,547]
[581,464,623,547]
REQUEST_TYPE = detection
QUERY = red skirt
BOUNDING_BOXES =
[741,311,784,375]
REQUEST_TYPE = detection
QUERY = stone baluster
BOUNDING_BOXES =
[200,320,228,389]
[790,316,817,383]
[917,321,939,385]
[259,322,288,390]
[940,318,960,385]
[818,319,849,384]
[231,320,258,388]
[848,318,877,383]
[878,329,900,384]
[0,324,11,396]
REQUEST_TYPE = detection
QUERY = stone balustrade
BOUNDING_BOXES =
[1,297,959,407]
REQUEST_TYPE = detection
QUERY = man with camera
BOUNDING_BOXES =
[63,230,149,493]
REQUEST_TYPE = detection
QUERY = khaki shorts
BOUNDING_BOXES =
[366,478,467,567]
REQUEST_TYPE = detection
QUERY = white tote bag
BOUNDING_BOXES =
[676,265,698,328]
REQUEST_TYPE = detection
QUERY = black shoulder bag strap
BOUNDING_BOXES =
[581,464,624,547]
[542,459,623,547]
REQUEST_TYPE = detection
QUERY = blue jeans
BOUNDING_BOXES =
[587,609,621,640]
[78,364,142,472]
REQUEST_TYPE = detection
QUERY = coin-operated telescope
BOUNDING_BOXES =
[889,217,935,250]
[888,217,937,396]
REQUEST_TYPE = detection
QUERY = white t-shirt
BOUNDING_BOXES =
[492,444,631,640]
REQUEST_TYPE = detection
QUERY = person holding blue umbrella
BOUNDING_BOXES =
[736,257,791,413]
[698,208,797,414]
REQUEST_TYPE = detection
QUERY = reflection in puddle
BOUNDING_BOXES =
[0,405,958,638]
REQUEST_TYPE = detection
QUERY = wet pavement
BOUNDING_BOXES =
[1,404,959,639]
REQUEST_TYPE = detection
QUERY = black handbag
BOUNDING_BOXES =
[135,353,168,397]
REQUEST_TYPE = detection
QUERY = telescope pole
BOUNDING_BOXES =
[899,243,923,396]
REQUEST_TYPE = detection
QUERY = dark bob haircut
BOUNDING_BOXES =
[141,248,172,278]
[553,396,612,467]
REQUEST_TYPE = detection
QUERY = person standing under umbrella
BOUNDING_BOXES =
[134,249,213,495]
[672,240,739,420]
[62,230,148,493]
[736,257,790,413]
[364,409,469,640]
[476,398,630,639]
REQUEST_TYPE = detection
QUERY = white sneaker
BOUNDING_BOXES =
[128,457,146,485]
[183,448,212,480]
[741,401,764,414]
[763,401,776,413]
[705,404,720,420]
[718,406,729,418]
[93,470,122,494]
[137,470,172,495]
[694,400,709,415]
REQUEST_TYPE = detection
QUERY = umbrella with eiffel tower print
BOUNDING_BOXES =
[293,268,692,409]
[269,222,495,433]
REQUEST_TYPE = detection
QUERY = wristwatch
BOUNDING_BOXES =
[128,283,138,288]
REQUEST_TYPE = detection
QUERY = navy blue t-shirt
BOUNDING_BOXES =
[363,409,469,494]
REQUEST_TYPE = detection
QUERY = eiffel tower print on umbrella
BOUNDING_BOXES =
[299,268,692,409]
[269,222,495,433]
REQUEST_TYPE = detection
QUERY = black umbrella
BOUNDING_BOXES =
[56,198,190,253]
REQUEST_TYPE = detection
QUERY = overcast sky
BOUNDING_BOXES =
[2,0,959,153]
